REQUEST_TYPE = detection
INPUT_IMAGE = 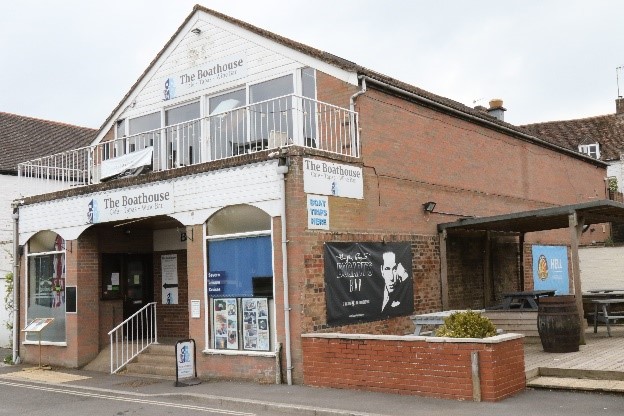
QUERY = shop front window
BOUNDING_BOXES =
[206,205,273,351]
[26,231,66,343]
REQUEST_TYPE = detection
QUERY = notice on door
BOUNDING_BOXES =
[161,254,179,304]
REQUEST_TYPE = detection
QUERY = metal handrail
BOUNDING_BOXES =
[107,302,158,374]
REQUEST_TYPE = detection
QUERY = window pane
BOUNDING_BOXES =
[208,236,272,298]
[249,75,293,103]
[207,204,271,236]
[116,119,126,138]
[129,112,160,135]
[165,102,200,126]
[29,231,64,253]
[27,253,66,342]
[301,68,316,99]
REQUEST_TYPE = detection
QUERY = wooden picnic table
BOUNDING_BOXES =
[500,290,556,310]
[590,298,624,337]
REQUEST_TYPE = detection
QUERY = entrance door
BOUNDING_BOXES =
[101,253,153,321]
[123,254,153,321]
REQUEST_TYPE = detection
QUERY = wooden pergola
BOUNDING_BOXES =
[437,199,624,344]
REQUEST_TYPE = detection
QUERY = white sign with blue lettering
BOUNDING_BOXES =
[307,194,329,230]
[303,158,363,199]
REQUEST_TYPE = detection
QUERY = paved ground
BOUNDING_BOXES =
[0,364,622,416]
[2,326,624,414]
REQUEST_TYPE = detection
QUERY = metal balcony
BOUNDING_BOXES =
[17,95,359,197]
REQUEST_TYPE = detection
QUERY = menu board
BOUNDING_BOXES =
[242,298,270,351]
[213,298,239,350]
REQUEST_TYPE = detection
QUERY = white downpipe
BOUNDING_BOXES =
[11,203,21,364]
[277,162,292,385]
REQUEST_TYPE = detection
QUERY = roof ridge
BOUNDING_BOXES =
[521,113,615,127]
[0,111,97,131]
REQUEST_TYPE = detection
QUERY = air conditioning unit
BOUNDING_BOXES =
[268,130,289,149]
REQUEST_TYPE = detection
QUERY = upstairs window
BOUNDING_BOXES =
[579,143,600,159]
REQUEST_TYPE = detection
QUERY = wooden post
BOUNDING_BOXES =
[471,351,481,402]
[483,231,492,307]
[569,212,586,345]
[440,230,449,310]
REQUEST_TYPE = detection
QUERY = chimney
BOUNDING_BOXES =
[487,98,506,121]
[617,97,624,115]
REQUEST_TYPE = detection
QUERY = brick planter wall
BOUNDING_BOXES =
[302,333,525,401]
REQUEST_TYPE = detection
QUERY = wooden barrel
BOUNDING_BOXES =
[537,295,580,353]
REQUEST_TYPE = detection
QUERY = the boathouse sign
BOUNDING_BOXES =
[164,53,247,100]
[88,183,174,224]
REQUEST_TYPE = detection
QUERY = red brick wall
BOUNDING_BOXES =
[302,334,525,401]
[316,71,606,233]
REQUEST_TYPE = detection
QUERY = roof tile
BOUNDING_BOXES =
[0,112,96,173]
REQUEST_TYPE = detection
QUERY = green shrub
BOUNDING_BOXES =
[435,310,497,338]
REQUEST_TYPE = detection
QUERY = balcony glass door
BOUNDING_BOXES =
[249,75,294,150]
[165,101,200,168]
[208,89,246,159]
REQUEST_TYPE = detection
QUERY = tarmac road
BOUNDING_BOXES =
[0,363,622,416]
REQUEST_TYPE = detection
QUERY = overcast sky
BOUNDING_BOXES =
[1,0,623,129]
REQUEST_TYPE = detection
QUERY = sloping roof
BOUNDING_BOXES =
[438,199,624,234]
[94,5,605,168]
[0,112,96,174]
[522,113,624,162]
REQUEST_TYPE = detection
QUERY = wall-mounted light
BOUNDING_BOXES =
[423,201,436,213]
[191,28,201,35]
[422,201,474,218]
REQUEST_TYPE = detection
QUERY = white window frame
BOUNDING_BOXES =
[24,241,68,346]
[579,143,600,159]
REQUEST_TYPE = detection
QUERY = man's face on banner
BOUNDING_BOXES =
[381,252,399,293]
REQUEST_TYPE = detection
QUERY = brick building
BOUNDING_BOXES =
[11,5,614,385]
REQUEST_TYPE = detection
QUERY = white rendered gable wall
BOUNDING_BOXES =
[104,10,356,138]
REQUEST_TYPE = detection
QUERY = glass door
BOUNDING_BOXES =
[208,89,247,159]
[165,101,200,168]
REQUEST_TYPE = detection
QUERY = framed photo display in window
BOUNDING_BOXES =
[213,298,239,350]
[242,297,270,351]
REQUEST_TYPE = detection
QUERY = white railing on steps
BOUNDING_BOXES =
[108,302,158,374]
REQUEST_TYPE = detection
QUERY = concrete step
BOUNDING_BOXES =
[123,342,177,378]
[135,352,176,366]
[528,376,624,393]
[124,362,177,377]
[146,343,176,355]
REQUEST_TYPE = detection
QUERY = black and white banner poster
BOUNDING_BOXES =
[324,242,413,326]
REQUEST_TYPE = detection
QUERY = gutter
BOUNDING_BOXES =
[359,75,608,168]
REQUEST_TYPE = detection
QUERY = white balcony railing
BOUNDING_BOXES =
[18,95,359,196]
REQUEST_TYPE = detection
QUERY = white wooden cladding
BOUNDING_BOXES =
[114,10,356,125]
[18,161,281,244]
[123,17,301,121]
